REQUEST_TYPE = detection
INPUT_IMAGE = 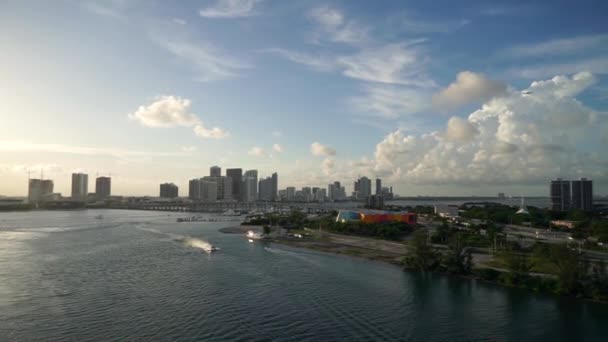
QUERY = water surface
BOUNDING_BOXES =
[1,210,606,341]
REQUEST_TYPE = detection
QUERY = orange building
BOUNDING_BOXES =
[336,210,417,225]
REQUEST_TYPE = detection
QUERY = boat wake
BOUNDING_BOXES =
[136,227,217,253]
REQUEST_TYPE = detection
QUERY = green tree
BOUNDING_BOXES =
[443,234,472,274]
[404,230,438,272]
[263,225,271,235]
[548,244,583,294]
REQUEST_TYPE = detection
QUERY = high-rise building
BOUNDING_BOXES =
[314,188,327,202]
[189,178,201,200]
[244,170,258,200]
[375,178,382,195]
[202,176,232,200]
[28,178,54,203]
[95,176,111,200]
[271,172,278,201]
[258,177,273,201]
[328,181,346,201]
[572,178,593,211]
[286,187,296,201]
[226,168,243,201]
[210,166,221,177]
[71,173,88,201]
[201,180,218,201]
[354,176,372,200]
[550,178,571,211]
[366,195,385,209]
[242,176,257,202]
[160,183,178,198]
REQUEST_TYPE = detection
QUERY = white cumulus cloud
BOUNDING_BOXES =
[433,71,508,110]
[311,142,336,157]
[369,72,608,186]
[129,96,229,139]
[272,144,283,153]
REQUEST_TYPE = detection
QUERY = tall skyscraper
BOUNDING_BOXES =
[210,166,221,177]
[226,168,243,201]
[95,176,111,200]
[375,178,382,195]
[242,176,257,202]
[550,178,571,211]
[71,173,88,201]
[572,178,593,211]
[244,169,258,200]
[271,172,278,201]
[189,178,201,200]
[160,183,178,198]
[354,176,372,200]
[258,177,272,201]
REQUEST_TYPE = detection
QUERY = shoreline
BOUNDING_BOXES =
[220,225,608,305]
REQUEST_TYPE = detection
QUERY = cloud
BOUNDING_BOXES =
[129,96,229,139]
[311,142,336,157]
[0,141,187,159]
[172,18,187,25]
[180,146,198,152]
[194,124,230,139]
[433,71,508,110]
[248,146,265,156]
[337,41,433,86]
[369,72,608,186]
[262,48,335,72]
[199,0,261,18]
[445,117,479,143]
[350,84,430,119]
[502,34,608,58]
[154,36,249,82]
[272,144,283,153]
[129,96,200,127]
[10,163,62,174]
[321,158,335,176]
[271,130,282,137]
[309,6,369,45]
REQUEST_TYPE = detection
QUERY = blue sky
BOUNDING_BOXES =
[1,0,607,196]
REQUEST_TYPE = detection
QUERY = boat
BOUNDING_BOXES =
[209,246,219,252]
[222,209,240,216]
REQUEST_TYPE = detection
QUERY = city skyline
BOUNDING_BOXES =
[1,0,608,197]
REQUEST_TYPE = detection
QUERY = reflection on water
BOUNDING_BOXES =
[0,209,606,341]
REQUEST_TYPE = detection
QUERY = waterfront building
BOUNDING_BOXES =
[498,192,506,200]
[550,178,571,211]
[572,178,593,211]
[278,189,287,201]
[95,176,111,200]
[201,180,218,201]
[28,178,54,204]
[202,176,232,201]
[259,177,273,201]
[226,168,243,201]
[188,179,201,200]
[244,170,258,200]
[314,188,327,202]
[366,195,385,209]
[286,187,295,201]
[328,181,346,201]
[71,173,88,201]
[375,178,382,195]
[271,173,278,201]
[242,176,257,202]
[354,176,372,200]
[160,183,178,198]
[210,166,221,177]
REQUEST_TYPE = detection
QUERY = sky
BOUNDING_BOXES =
[1,0,607,197]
